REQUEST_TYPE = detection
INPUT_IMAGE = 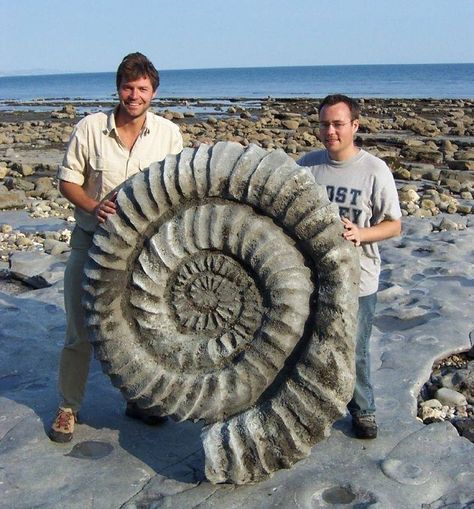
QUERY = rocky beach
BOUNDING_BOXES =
[0,98,473,508]
[0,97,473,261]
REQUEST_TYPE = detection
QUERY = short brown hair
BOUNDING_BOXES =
[318,94,360,120]
[116,52,160,91]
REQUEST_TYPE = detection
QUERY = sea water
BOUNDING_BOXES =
[0,63,473,103]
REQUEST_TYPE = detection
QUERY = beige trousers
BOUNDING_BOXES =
[58,226,94,411]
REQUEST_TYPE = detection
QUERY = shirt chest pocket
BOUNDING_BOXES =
[91,156,107,172]
[88,156,118,200]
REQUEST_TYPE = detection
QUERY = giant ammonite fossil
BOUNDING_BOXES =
[82,141,360,484]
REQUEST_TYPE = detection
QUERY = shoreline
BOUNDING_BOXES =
[2,96,472,135]
[1,96,474,117]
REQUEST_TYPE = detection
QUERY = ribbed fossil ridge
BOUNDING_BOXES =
[83,141,359,484]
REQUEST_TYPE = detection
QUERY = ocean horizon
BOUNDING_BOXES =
[0,63,473,103]
[2,61,472,77]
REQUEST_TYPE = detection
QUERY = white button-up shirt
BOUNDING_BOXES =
[58,108,183,231]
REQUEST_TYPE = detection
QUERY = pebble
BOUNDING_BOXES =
[420,399,443,409]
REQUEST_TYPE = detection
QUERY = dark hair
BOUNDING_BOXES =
[116,52,160,91]
[318,94,360,120]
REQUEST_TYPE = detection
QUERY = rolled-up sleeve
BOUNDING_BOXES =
[57,121,88,185]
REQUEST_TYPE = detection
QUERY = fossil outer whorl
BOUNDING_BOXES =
[82,141,360,484]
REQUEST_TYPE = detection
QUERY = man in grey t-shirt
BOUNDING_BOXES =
[298,94,401,439]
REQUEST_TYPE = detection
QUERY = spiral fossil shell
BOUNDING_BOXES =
[83,141,359,484]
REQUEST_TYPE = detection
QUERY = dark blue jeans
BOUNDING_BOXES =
[347,292,377,417]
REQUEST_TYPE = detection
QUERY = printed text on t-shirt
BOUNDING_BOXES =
[326,185,362,222]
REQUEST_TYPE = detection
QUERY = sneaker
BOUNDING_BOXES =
[49,407,77,443]
[352,414,378,439]
[125,402,167,426]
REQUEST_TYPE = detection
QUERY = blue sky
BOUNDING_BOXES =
[1,0,473,75]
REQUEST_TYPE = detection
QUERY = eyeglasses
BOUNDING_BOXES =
[319,121,353,130]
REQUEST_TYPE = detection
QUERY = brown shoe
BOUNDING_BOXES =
[49,408,77,443]
[125,402,167,426]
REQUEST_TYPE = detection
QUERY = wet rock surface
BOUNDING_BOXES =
[1,212,473,508]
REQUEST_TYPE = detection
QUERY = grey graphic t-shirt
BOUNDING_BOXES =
[298,149,401,296]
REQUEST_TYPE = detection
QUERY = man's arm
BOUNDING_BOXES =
[59,180,117,224]
[341,217,401,246]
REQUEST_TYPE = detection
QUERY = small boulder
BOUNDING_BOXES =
[435,388,467,407]
[281,120,300,130]
[0,190,27,210]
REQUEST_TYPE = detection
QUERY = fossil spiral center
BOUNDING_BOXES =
[188,275,229,310]
[170,252,261,335]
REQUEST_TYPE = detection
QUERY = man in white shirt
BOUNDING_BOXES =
[50,52,183,443]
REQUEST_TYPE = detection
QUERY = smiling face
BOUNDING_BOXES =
[319,102,359,161]
[117,75,156,122]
